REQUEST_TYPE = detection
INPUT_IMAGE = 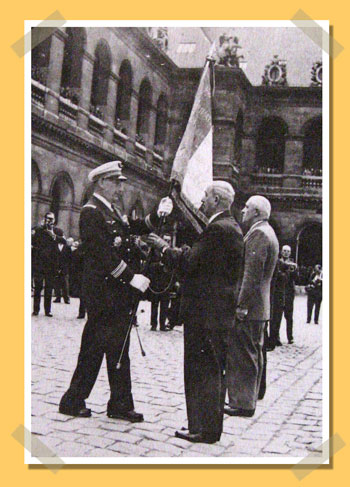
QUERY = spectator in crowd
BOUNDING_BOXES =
[269,245,298,346]
[147,181,243,444]
[268,257,289,350]
[306,264,323,325]
[54,237,73,304]
[167,280,182,330]
[149,234,173,331]
[32,212,66,317]
[225,195,278,418]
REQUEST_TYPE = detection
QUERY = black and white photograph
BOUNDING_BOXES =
[27,21,329,464]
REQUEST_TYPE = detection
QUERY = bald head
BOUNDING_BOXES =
[281,245,291,258]
[208,181,235,207]
[242,195,271,227]
[200,180,235,218]
[249,196,271,219]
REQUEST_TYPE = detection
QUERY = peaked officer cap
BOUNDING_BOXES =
[88,160,127,182]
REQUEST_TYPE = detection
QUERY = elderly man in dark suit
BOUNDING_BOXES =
[59,160,173,420]
[225,195,279,418]
[147,181,244,444]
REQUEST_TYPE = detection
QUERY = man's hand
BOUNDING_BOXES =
[236,307,248,321]
[129,274,150,293]
[145,233,170,252]
[157,197,173,217]
[45,227,56,239]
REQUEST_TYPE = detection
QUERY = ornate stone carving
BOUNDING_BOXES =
[147,27,168,52]
[310,61,322,86]
[216,34,244,68]
[261,55,288,86]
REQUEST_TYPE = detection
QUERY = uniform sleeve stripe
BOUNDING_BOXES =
[145,214,153,230]
[111,260,127,278]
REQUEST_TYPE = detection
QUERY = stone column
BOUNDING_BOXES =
[104,73,118,144]
[125,92,139,152]
[147,105,157,149]
[45,30,66,115]
[283,139,304,189]
[77,52,94,130]
[240,137,256,174]
[213,122,235,164]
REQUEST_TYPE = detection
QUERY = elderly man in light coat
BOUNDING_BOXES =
[225,195,279,417]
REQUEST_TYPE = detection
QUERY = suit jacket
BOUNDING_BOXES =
[80,194,158,309]
[163,211,244,329]
[57,244,72,275]
[32,225,66,275]
[237,220,279,321]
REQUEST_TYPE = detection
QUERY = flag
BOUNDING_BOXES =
[170,43,216,233]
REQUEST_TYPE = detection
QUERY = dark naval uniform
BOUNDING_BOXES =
[59,193,159,416]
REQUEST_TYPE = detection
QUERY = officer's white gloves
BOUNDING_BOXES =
[157,197,173,217]
[129,274,150,293]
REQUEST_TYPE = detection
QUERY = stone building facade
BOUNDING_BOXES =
[31,27,323,266]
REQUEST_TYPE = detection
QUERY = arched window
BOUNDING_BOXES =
[31,160,42,194]
[234,109,244,166]
[296,223,322,267]
[136,78,153,141]
[302,117,322,175]
[115,60,133,126]
[60,28,86,104]
[154,94,168,147]
[31,28,52,85]
[256,117,288,173]
[50,172,75,224]
[90,40,112,118]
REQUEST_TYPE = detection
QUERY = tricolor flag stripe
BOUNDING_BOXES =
[170,42,216,233]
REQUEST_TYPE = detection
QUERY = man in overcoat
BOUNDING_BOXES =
[225,195,279,417]
[59,161,173,420]
[32,212,66,317]
[147,181,243,443]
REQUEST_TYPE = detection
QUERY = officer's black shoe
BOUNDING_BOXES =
[160,327,171,332]
[224,407,255,417]
[59,405,92,417]
[150,327,157,331]
[45,313,53,317]
[276,340,283,347]
[65,299,70,304]
[288,339,294,344]
[107,410,144,422]
[32,311,39,316]
[77,314,85,319]
[54,299,61,303]
[175,431,218,444]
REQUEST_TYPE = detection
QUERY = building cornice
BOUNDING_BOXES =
[32,112,168,189]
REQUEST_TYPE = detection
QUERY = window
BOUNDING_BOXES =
[60,28,86,104]
[256,117,288,174]
[90,40,112,118]
[176,43,196,54]
[154,94,168,147]
[136,79,153,140]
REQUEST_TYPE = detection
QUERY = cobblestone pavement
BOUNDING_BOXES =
[31,294,324,459]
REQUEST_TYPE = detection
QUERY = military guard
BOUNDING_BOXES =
[59,161,173,420]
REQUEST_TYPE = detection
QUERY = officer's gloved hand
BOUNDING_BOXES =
[145,233,169,253]
[157,197,173,217]
[129,274,150,293]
